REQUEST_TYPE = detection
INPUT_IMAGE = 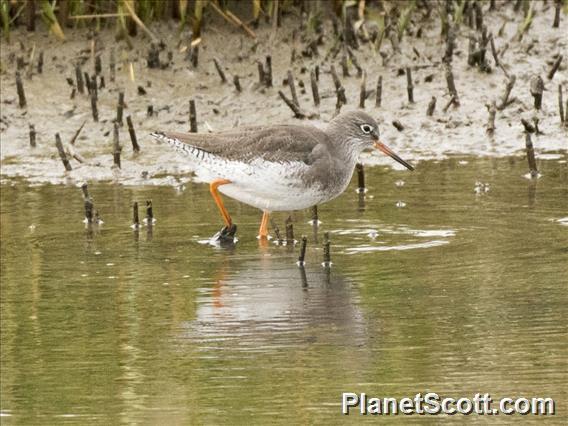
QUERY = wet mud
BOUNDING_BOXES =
[0,2,567,186]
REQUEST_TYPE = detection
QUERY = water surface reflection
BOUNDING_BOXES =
[1,156,566,423]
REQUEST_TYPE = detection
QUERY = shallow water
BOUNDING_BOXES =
[1,4,567,185]
[1,156,567,424]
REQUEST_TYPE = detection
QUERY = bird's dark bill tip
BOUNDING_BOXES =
[374,141,415,171]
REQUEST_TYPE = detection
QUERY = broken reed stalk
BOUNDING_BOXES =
[525,132,538,178]
[406,67,414,103]
[322,232,331,266]
[233,75,241,92]
[116,91,125,126]
[90,91,98,121]
[359,71,366,109]
[69,121,85,145]
[189,99,197,132]
[279,90,307,119]
[110,48,116,82]
[113,122,121,168]
[376,75,382,107]
[311,205,318,224]
[26,45,36,80]
[497,75,516,110]
[297,236,307,266]
[37,51,43,74]
[213,58,227,83]
[84,199,94,223]
[426,96,436,116]
[270,219,283,244]
[474,1,483,30]
[285,216,294,245]
[467,37,476,66]
[478,26,490,72]
[81,183,89,200]
[341,54,349,77]
[90,75,98,100]
[489,35,510,79]
[443,96,458,113]
[486,102,497,134]
[443,24,455,64]
[55,133,72,171]
[146,200,153,223]
[264,55,273,87]
[191,45,199,68]
[147,44,161,69]
[335,88,346,115]
[133,202,139,227]
[559,86,565,125]
[16,72,26,108]
[533,117,541,135]
[445,64,459,105]
[257,61,265,85]
[287,70,299,107]
[392,120,404,131]
[29,124,36,147]
[330,65,347,104]
[489,35,500,67]
[126,116,140,153]
[529,75,544,110]
[84,73,92,95]
[94,55,102,75]
[356,163,365,193]
[547,55,563,80]
[82,183,94,224]
[347,47,363,77]
[310,69,320,106]
[553,0,561,28]
[75,64,84,94]
[521,118,536,134]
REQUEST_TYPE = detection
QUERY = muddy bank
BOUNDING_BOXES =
[0,2,567,186]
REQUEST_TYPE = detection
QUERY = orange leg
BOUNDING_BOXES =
[258,211,270,239]
[209,179,232,227]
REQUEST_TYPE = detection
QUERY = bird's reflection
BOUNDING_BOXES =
[183,256,368,347]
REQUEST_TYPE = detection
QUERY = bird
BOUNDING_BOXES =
[150,110,414,240]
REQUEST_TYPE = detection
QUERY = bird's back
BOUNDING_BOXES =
[152,124,332,165]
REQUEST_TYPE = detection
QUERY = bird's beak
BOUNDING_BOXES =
[374,140,415,171]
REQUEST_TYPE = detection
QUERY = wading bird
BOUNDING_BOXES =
[151,111,414,240]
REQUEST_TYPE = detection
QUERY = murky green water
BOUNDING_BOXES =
[1,156,567,424]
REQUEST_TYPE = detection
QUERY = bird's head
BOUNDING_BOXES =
[330,111,414,170]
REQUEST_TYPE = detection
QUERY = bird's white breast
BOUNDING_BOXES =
[197,158,327,211]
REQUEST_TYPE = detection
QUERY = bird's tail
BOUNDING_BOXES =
[150,132,208,160]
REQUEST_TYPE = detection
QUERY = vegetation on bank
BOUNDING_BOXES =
[1,0,566,46]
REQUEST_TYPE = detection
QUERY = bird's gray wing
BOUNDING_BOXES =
[150,125,330,165]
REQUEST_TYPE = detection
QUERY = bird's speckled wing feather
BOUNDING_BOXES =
[151,125,331,165]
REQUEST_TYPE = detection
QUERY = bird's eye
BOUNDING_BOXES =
[360,124,373,134]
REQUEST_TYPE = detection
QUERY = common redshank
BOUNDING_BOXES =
[151,111,414,239]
